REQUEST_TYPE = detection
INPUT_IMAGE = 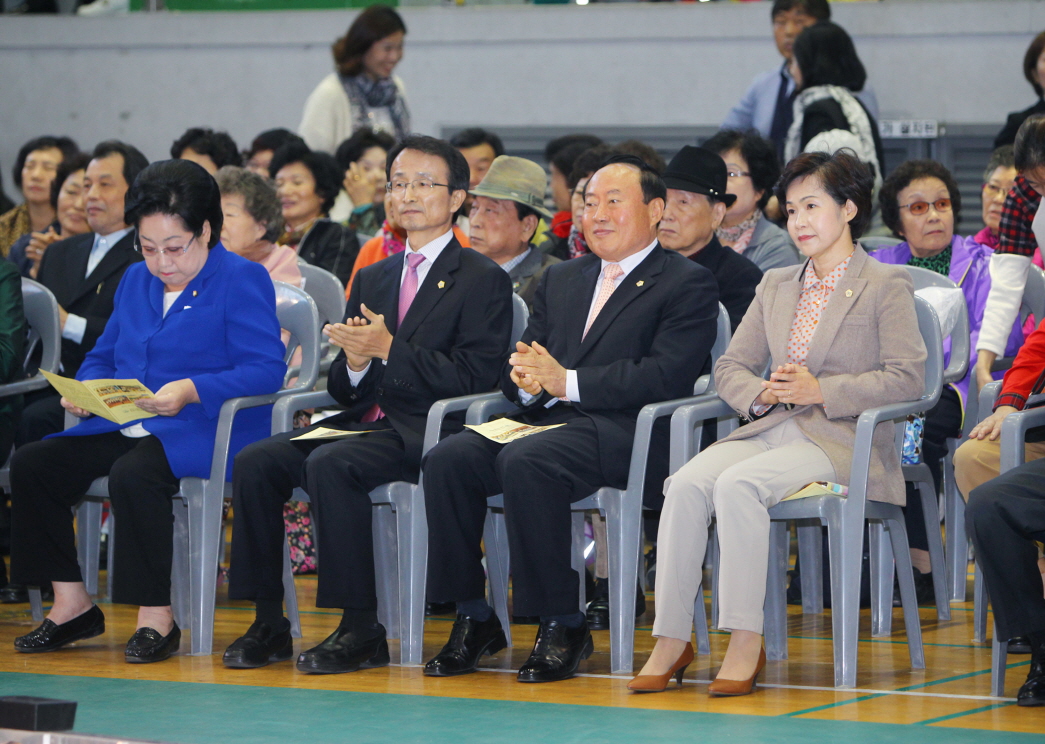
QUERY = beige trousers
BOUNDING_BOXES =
[954,435,1045,500]
[652,417,834,640]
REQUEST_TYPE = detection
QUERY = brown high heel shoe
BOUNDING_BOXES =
[627,642,694,693]
[708,645,766,697]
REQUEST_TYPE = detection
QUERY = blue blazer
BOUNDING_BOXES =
[51,243,287,480]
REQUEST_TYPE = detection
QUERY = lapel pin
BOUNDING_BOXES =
[636,280,644,287]
[845,289,853,297]
[192,290,198,297]
[438,280,445,289]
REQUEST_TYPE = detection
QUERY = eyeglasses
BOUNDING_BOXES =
[898,198,952,216]
[135,231,196,257]
[386,179,451,194]
[983,183,1013,199]
[726,170,751,179]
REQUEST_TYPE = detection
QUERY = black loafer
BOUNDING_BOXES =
[517,619,594,683]
[0,584,54,605]
[586,579,647,631]
[424,613,507,677]
[14,605,105,653]
[125,623,181,664]
[223,620,294,669]
[1018,666,1045,706]
[296,624,388,674]
[1009,636,1033,654]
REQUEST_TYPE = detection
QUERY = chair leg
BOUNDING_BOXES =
[603,491,640,675]
[868,521,893,638]
[372,503,400,640]
[170,497,190,631]
[825,506,864,688]
[973,562,988,643]
[796,521,823,614]
[282,536,302,639]
[694,582,711,655]
[709,524,720,629]
[884,514,925,670]
[764,520,789,661]
[392,484,427,667]
[75,500,102,597]
[484,505,512,648]
[183,478,224,656]
[917,479,951,621]
[943,445,968,602]
[572,511,587,614]
[991,625,1008,697]
[28,587,44,623]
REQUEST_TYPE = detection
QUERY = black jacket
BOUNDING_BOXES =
[298,219,361,288]
[802,97,885,179]
[686,236,762,333]
[995,98,1045,149]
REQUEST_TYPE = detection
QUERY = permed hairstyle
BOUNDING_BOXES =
[124,159,223,249]
[701,129,781,210]
[332,5,406,78]
[878,160,962,238]
[215,165,285,244]
[983,145,1016,183]
[13,136,80,190]
[246,129,305,161]
[615,140,667,175]
[385,135,471,194]
[268,142,343,215]
[775,150,875,239]
[792,21,867,93]
[170,127,243,170]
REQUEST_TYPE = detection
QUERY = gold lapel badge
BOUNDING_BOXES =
[636,280,645,287]
[438,280,446,289]
[845,289,853,297]
[192,290,198,297]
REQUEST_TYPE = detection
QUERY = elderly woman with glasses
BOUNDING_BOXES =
[8,159,286,664]
[869,159,1024,595]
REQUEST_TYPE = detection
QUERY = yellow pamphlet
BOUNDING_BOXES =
[42,371,156,425]
[781,481,849,502]
[290,427,376,441]
[464,418,565,444]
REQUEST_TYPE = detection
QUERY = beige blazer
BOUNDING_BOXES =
[713,246,926,505]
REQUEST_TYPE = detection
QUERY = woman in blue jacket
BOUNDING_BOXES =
[9,159,286,663]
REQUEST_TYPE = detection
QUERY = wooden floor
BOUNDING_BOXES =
[2,557,1044,742]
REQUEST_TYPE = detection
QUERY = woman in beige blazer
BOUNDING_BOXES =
[630,151,926,696]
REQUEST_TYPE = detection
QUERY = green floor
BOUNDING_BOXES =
[0,672,1039,744]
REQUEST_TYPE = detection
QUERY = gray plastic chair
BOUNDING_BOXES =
[861,236,904,252]
[276,292,530,666]
[478,303,731,674]
[30,283,321,655]
[296,263,346,376]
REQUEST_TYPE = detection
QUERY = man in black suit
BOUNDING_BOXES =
[17,140,147,445]
[223,135,514,674]
[421,155,720,682]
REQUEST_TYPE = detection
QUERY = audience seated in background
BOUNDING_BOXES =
[331,127,395,234]
[8,152,91,279]
[299,5,409,153]
[871,159,1022,595]
[538,143,619,261]
[633,151,924,697]
[15,140,148,449]
[450,128,505,234]
[659,146,762,333]
[995,31,1045,149]
[722,0,877,160]
[0,171,14,216]
[702,129,799,271]
[170,127,242,175]
[244,129,305,178]
[9,159,286,665]
[545,134,604,241]
[0,136,79,257]
[616,140,666,175]
[974,146,1017,251]
[0,260,27,596]
[784,21,884,190]
[270,142,360,286]
[468,155,559,310]
[223,135,513,675]
[421,155,718,683]
[975,116,1045,392]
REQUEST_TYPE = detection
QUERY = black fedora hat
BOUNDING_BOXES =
[662,146,737,207]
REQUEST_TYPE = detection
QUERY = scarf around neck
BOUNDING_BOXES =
[717,210,761,254]
[341,73,410,140]
[380,220,407,258]
[568,224,589,259]
[906,244,952,277]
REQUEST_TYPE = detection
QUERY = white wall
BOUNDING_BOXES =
[0,0,1041,193]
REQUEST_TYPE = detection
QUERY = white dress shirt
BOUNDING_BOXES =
[345,228,455,385]
[62,227,133,345]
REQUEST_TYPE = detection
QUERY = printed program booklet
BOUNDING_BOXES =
[42,370,155,425]
[464,418,565,444]
[780,481,849,502]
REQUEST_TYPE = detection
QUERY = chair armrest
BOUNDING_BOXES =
[999,406,1045,473]
[208,392,296,482]
[978,381,1001,422]
[625,394,722,494]
[423,393,502,456]
[271,389,338,434]
[0,375,52,398]
[669,396,737,472]
[465,393,519,426]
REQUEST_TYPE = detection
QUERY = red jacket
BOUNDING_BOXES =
[996,320,1045,410]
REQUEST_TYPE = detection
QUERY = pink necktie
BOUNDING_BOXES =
[398,252,427,327]
[583,263,623,339]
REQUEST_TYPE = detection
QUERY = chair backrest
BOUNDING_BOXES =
[297,263,347,327]
[914,294,945,404]
[21,277,60,375]
[510,293,528,350]
[903,265,970,386]
[861,236,903,252]
[273,281,321,392]
[1021,264,1045,326]
[695,302,732,396]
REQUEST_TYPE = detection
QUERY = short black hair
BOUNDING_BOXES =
[879,160,962,238]
[170,127,243,169]
[702,129,781,210]
[125,159,223,249]
[568,144,620,190]
[449,128,505,158]
[550,140,598,183]
[13,136,80,189]
[1014,115,1045,173]
[92,140,150,191]
[334,128,397,173]
[792,21,867,93]
[544,134,603,164]
[983,145,1016,184]
[589,153,666,206]
[268,142,343,215]
[247,128,305,161]
[386,135,470,194]
[50,152,91,209]
[771,0,829,21]
[615,140,667,175]
[776,150,875,240]
[1024,31,1045,98]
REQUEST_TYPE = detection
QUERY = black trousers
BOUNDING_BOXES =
[228,420,410,611]
[966,457,1045,640]
[15,390,65,448]
[903,386,963,552]
[10,432,180,607]
[423,408,613,618]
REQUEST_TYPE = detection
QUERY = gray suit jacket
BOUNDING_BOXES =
[744,216,800,272]
[713,246,926,505]
[509,246,560,310]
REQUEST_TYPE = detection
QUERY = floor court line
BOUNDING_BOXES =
[914,702,1019,726]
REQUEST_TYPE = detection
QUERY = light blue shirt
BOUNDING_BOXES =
[62,227,133,345]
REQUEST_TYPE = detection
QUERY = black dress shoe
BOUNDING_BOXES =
[517,619,594,683]
[223,620,294,669]
[424,613,507,677]
[426,601,456,616]
[296,624,388,674]
[1009,636,1033,654]
[1018,633,1045,707]
[14,605,105,653]
[0,584,53,604]
[585,578,647,631]
[125,623,180,663]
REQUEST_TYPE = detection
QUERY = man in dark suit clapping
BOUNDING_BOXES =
[422,155,720,682]
[224,136,514,674]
